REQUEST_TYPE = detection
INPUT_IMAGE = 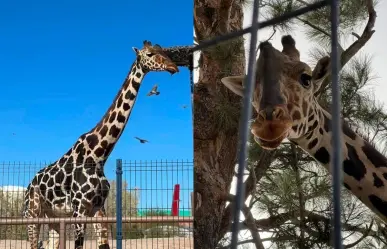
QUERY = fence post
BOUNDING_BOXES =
[116,159,123,249]
[59,221,66,249]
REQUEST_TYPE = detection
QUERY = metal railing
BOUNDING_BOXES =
[193,0,342,248]
[0,159,193,249]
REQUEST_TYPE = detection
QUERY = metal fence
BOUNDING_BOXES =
[0,159,193,249]
[193,0,343,248]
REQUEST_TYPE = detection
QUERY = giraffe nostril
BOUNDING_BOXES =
[258,106,287,122]
[257,110,266,122]
[274,108,284,119]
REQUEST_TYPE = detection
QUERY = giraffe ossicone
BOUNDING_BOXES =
[221,35,387,224]
[23,40,179,249]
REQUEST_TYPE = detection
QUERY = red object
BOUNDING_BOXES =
[171,184,180,216]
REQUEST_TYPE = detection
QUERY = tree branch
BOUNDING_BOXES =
[344,219,374,248]
[291,143,306,249]
[252,209,379,238]
[217,239,256,249]
[219,150,276,237]
[315,0,377,96]
[296,17,344,53]
[242,204,265,249]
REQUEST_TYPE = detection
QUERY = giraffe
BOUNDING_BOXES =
[22,40,179,249]
[221,35,387,224]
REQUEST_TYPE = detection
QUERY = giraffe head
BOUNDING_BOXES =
[221,35,331,150]
[132,40,179,74]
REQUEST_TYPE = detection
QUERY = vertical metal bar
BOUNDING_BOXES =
[330,0,343,248]
[230,0,260,248]
[116,159,123,249]
[59,221,66,249]
[191,192,194,217]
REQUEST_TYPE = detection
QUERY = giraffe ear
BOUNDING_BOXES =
[312,56,330,93]
[132,47,139,54]
[221,75,245,96]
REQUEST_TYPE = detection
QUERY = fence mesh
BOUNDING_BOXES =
[0,160,193,249]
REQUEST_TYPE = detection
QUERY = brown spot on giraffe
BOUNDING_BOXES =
[116,94,123,108]
[292,110,301,120]
[99,125,108,137]
[343,143,367,181]
[373,173,384,188]
[109,111,117,123]
[117,111,126,123]
[86,134,99,150]
[109,125,120,138]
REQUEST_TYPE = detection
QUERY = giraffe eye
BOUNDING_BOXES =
[299,73,312,88]
[146,52,155,57]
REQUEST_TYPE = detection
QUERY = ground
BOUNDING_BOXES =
[0,238,193,249]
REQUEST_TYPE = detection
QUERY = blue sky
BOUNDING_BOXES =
[0,0,193,211]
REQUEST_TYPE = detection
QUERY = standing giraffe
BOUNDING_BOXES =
[221,35,387,224]
[23,40,179,249]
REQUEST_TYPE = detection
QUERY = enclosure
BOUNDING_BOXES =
[0,159,193,249]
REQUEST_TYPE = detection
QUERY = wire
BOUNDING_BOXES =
[229,0,260,247]
[192,0,329,52]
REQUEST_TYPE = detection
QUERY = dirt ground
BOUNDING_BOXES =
[0,238,193,249]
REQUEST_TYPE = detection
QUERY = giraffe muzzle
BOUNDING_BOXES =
[166,64,179,75]
[251,112,292,149]
[253,130,289,150]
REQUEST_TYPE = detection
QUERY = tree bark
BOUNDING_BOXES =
[194,0,245,248]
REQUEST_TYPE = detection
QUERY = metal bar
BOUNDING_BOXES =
[190,192,194,216]
[192,0,329,52]
[59,221,66,249]
[0,216,193,225]
[329,0,343,248]
[230,0,260,247]
[116,159,123,249]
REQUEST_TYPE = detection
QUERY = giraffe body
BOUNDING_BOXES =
[221,35,387,223]
[23,41,179,249]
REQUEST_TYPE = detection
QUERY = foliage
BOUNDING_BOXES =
[142,208,170,217]
[258,0,378,46]
[0,188,27,240]
[104,180,139,218]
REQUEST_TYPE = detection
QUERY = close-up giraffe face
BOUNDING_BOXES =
[221,35,330,150]
[132,40,179,74]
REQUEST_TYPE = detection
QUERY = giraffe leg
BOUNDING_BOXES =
[92,208,110,249]
[73,222,86,249]
[24,187,42,249]
[71,203,89,249]
[27,224,42,249]
[43,225,60,249]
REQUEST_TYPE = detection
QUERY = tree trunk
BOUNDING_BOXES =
[193,0,245,248]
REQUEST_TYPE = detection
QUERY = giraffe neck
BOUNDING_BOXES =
[291,106,387,222]
[87,59,147,161]
[55,59,147,169]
